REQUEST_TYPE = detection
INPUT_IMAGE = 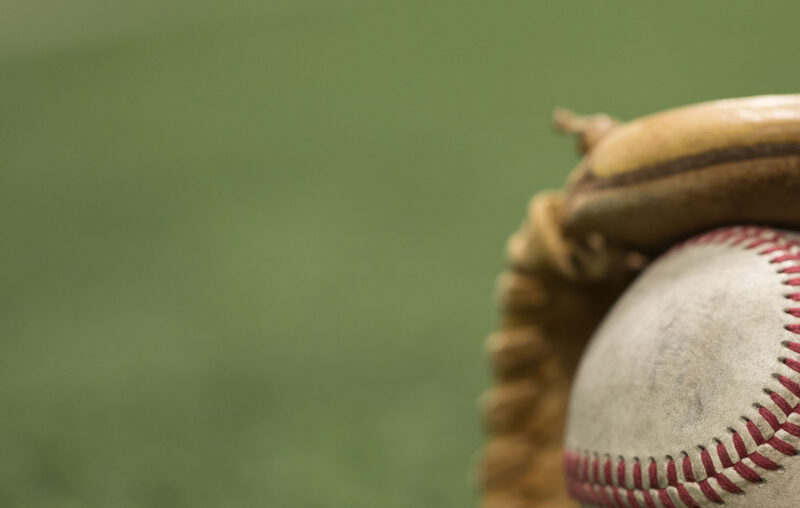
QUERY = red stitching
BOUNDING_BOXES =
[767,391,793,416]
[699,479,723,503]
[778,375,800,397]
[785,423,800,438]
[714,472,740,494]
[612,485,626,507]
[597,483,613,506]
[667,457,679,485]
[732,461,761,483]
[604,457,612,486]
[749,452,779,469]
[758,406,781,430]
[768,436,796,456]
[716,441,732,468]
[627,489,641,508]
[732,432,748,459]
[772,254,800,263]
[699,448,715,476]
[586,456,592,482]
[681,455,694,482]
[745,419,766,445]
[785,357,800,374]
[564,226,800,506]
[658,488,677,508]
[677,484,701,507]
[633,459,643,489]
[648,460,658,488]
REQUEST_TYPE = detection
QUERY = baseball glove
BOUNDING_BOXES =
[478,94,800,507]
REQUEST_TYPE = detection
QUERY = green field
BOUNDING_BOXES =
[2,1,800,506]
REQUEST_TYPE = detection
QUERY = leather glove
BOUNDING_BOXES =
[478,94,800,507]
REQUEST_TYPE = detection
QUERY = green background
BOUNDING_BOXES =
[1,2,798,506]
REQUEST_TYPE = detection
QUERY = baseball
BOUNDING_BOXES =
[564,226,800,507]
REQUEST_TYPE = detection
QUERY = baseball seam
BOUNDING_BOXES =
[564,226,800,508]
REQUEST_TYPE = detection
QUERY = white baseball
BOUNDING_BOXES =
[565,226,800,507]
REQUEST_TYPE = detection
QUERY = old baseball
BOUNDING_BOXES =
[565,226,800,507]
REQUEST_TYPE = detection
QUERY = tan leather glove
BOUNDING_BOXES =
[478,94,800,507]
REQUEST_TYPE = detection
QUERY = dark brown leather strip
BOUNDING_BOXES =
[574,142,800,192]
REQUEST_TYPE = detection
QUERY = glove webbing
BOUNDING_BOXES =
[479,191,643,507]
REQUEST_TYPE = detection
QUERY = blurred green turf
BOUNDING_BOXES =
[1,1,800,506]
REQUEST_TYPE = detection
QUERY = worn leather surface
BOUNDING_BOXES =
[566,227,800,507]
[563,95,800,251]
